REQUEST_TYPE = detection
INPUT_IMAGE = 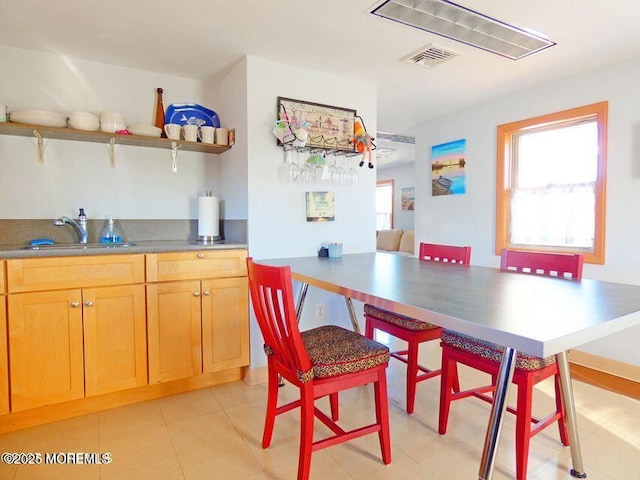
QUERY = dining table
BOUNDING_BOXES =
[260,252,640,480]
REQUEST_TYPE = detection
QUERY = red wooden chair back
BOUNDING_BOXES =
[419,243,472,265]
[246,258,312,378]
[500,249,583,280]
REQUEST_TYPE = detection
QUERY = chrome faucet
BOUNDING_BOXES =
[54,208,88,243]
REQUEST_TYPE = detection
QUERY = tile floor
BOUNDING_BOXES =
[0,341,638,480]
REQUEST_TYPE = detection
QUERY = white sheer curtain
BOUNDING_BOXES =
[510,182,595,248]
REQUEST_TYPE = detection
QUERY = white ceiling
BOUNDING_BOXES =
[2,0,640,166]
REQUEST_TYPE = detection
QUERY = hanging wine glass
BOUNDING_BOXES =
[277,149,291,183]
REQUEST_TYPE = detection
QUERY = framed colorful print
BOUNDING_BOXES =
[431,139,467,196]
[277,97,356,151]
[401,187,415,210]
[306,191,335,222]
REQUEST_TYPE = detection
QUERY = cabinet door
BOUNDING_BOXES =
[201,277,249,373]
[8,290,84,411]
[0,295,8,415]
[83,284,147,396]
[147,281,202,384]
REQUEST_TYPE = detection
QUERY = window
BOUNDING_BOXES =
[496,102,607,264]
[376,180,394,230]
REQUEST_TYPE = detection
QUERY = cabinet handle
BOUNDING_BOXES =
[85,301,94,307]
[203,290,211,296]
[197,253,205,259]
[70,302,80,308]
[193,292,200,297]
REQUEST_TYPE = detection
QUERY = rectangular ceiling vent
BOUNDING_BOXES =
[403,44,458,68]
[371,0,555,60]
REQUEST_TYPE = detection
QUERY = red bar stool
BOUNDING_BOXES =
[247,258,392,480]
[438,249,584,480]
[365,243,471,414]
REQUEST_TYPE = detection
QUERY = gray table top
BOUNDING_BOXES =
[260,252,640,357]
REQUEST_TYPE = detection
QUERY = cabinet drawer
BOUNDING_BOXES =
[146,249,247,282]
[7,255,145,293]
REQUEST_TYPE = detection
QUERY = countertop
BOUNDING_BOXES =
[0,240,248,259]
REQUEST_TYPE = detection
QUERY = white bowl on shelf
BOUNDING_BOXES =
[8,110,68,128]
[99,112,126,133]
[127,124,162,137]
[68,111,99,131]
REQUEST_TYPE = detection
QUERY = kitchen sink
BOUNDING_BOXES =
[23,242,136,250]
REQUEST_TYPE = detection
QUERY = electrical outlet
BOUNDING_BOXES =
[316,303,326,320]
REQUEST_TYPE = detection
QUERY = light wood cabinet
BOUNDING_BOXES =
[6,254,144,293]
[202,277,249,374]
[83,284,147,396]
[146,250,246,282]
[0,261,9,415]
[6,255,147,411]
[146,250,249,384]
[8,289,85,412]
[147,280,202,384]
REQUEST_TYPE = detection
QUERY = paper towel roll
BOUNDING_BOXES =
[197,196,220,240]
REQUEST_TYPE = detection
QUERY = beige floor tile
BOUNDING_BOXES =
[14,462,100,480]
[23,413,99,453]
[101,457,185,480]
[178,441,263,480]
[99,425,176,478]
[98,400,166,442]
[157,388,223,425]
[210,381,268,410]
[167,410,245,457]
[0,371,636,480]
[259,449,352,480]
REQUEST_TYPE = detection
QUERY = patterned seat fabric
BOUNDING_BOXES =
[364,304,439,331]
[300,325,390,381]
[441,330,555,371]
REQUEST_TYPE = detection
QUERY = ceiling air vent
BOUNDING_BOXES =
[403,44,458,68]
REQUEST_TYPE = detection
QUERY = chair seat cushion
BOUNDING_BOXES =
[441,330,555,371]
[301,325,390,380]
[364,304,439,331]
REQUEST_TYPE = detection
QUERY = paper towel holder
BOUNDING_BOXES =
[197,191,223,243]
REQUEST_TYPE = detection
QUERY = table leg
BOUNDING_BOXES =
[478,346,517,480]
[344,297,361,334]
[556,351,587,478]
[296,282,309,322]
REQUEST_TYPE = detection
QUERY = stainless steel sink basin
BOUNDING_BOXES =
[23,242,136,251]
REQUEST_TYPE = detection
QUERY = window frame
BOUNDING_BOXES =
[376,179,394,230]
[496,101,608,264]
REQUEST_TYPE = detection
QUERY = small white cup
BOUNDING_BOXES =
[0,104,6,122]
[215,127,229,145]
[183,124,199,142]
[99,111,126,133]
[164,123,181,140]
[199,126,215,144]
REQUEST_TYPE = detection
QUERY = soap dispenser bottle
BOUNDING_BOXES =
[100,215,122,244]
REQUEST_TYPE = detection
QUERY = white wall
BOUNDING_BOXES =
[0,45,227,220]
[243,56,378,368]
[377,162,416,231]
[414,56,640,366]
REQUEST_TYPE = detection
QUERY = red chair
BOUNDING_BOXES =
[364,243,471,414]
[439,249,584,480]
[247,258,391,480]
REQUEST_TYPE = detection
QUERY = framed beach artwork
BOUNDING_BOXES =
[401,187,415,210]
[306,191,335,222]
[277,97,356,151]
[431,139,467,196]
